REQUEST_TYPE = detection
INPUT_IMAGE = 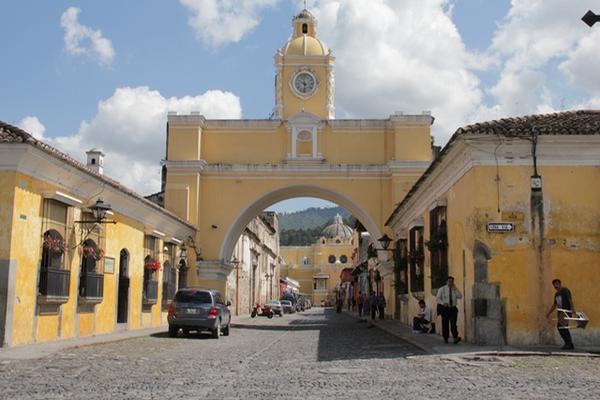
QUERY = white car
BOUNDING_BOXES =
[267,300,283,316]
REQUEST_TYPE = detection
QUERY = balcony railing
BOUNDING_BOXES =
[79,272,104,304]
[38,267,70,304]
[143,280,158,305]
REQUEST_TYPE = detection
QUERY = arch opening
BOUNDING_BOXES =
[219,185,383,262]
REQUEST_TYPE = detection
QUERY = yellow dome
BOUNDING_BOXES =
[282,35,329,56]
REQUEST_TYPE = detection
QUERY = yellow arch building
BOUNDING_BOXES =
[164,9,434,306]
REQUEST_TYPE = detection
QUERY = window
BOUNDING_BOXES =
[302,256,310,265]
[175,290,212,304]
[79,237,104,301]
[340,255,348,264]
[409,226,424,292]
[302,23,308,34]
[78,210,105,302]
[429,206,448,289]
[313,278,327,291]
[394,239,408,295]
[162,243,178,309]
[328,255,336,264]
[143,236,159,304]
[41,229,65,270]
[38,199,70,302]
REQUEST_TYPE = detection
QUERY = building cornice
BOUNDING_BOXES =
[387,135,600,231]
[0,144,196,238]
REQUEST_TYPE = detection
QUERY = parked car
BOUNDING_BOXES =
[267,300,283,316]
[167,288,231,339]
[280,300,295,314]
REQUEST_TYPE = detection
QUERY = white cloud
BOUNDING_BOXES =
[309,0,482,143]
[180,0,279,47]
[48,87,241,195]
[481,0,599,119]
[559,28,600,96]
[60,7,115,65]
[18,116,46,140]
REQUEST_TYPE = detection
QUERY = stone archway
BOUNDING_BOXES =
[219,184,383,262]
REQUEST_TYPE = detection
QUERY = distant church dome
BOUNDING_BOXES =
[321,214,353,239]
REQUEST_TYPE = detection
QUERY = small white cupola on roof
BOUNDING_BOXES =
[86,148,105,175]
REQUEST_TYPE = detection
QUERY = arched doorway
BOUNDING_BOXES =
[117,249,129,324]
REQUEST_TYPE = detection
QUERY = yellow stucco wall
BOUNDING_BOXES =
[1,171,184,346]
[397,163,600,345]
[281,240,354,303]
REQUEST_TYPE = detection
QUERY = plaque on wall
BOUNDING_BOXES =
[104,257,115,274]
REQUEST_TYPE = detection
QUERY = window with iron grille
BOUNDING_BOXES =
[409,227,424,292]
[38,199,71,302]
[394,239,408,295]
[428,206,448,289]
[78,212,105,301]
[143,235,159,304]
[162,243,177,309]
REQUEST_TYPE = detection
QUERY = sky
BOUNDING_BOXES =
[1,0,599,213]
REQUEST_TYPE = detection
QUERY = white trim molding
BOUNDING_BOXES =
[42,191,82,206]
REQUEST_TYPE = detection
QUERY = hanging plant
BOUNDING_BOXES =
[43,235,65,254]
[144,258,161,271]
[408,251,424,264]
[82,245,104,261]
[425,232,448,252]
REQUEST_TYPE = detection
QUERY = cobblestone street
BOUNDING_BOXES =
[1,309,599,400]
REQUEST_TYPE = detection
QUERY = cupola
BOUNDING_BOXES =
[86,148,105,175]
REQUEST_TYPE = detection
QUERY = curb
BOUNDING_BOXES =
[0,326,167,361]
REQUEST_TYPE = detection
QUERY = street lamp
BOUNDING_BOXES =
[378,234,393,251]
[178,244,188,262]
[75,198,117,224]
[582,10,600,27]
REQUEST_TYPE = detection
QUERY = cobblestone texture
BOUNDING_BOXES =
[1,309,599,399]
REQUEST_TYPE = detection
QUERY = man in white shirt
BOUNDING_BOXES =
[413,300,433,332]
[435,276,463,344]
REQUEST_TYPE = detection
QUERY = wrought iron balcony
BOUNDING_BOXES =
[143,280,158,305]
[79,272,104,304]
[38,267,70,304]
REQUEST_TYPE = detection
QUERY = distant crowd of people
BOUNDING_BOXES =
[341,291,386,322]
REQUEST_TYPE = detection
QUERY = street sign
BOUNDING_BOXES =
[486,222,514,233]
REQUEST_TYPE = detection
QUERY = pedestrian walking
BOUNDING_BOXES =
[546,278,575,350]
[435,276,463,344]
[361,292,369,322]
[357,291,363,319]
[377,293,386,320]
[369,291,377,320]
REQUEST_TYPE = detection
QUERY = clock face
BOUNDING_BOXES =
[293,72,316,95]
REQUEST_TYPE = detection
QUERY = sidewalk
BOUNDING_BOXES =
[344,310,600,357]
[0,314,254,361]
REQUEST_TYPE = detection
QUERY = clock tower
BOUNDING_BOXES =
[274,9,335,120]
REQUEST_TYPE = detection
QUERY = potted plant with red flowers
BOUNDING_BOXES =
[82,245,104,261]
[144,258,161,271]
[43,234,65,254]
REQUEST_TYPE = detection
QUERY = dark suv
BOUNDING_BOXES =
[167,288,231,339]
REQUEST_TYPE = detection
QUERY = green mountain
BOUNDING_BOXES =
[277,206,352,230]
[277,206,355,246]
